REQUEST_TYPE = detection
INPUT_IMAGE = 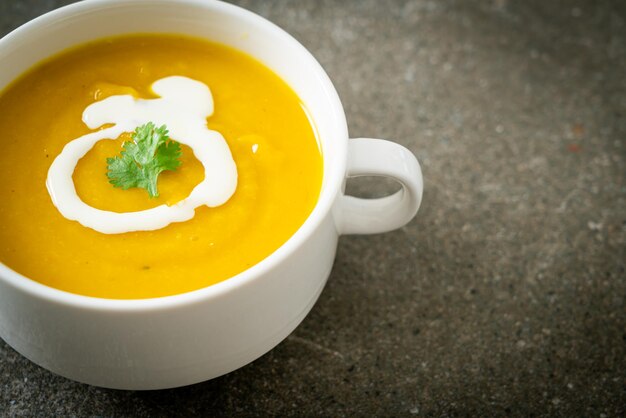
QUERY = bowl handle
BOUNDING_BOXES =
[335,138,423,235]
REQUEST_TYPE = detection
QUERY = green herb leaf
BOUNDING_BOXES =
[106,122,182,198]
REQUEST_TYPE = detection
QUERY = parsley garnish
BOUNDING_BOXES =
[106,122,182,198]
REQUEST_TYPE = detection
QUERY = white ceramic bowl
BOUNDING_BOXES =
[0,0,423,389]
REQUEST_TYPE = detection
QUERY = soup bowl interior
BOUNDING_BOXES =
[0,0,348,389]
[0,0,348,303]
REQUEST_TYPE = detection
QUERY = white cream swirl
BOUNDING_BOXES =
[46,76,238,234]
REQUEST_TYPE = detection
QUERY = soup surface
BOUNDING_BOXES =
[0,35,322,299]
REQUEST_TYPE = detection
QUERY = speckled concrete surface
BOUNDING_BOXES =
[1,0,625,416]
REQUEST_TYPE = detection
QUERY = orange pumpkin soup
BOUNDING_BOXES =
[0,35,322,299]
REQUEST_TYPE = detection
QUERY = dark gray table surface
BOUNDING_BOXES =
[1,0,624,416]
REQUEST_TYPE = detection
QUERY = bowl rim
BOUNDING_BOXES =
[0,0,348,311]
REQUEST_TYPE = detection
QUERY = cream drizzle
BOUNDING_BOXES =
[46,76,238,234]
